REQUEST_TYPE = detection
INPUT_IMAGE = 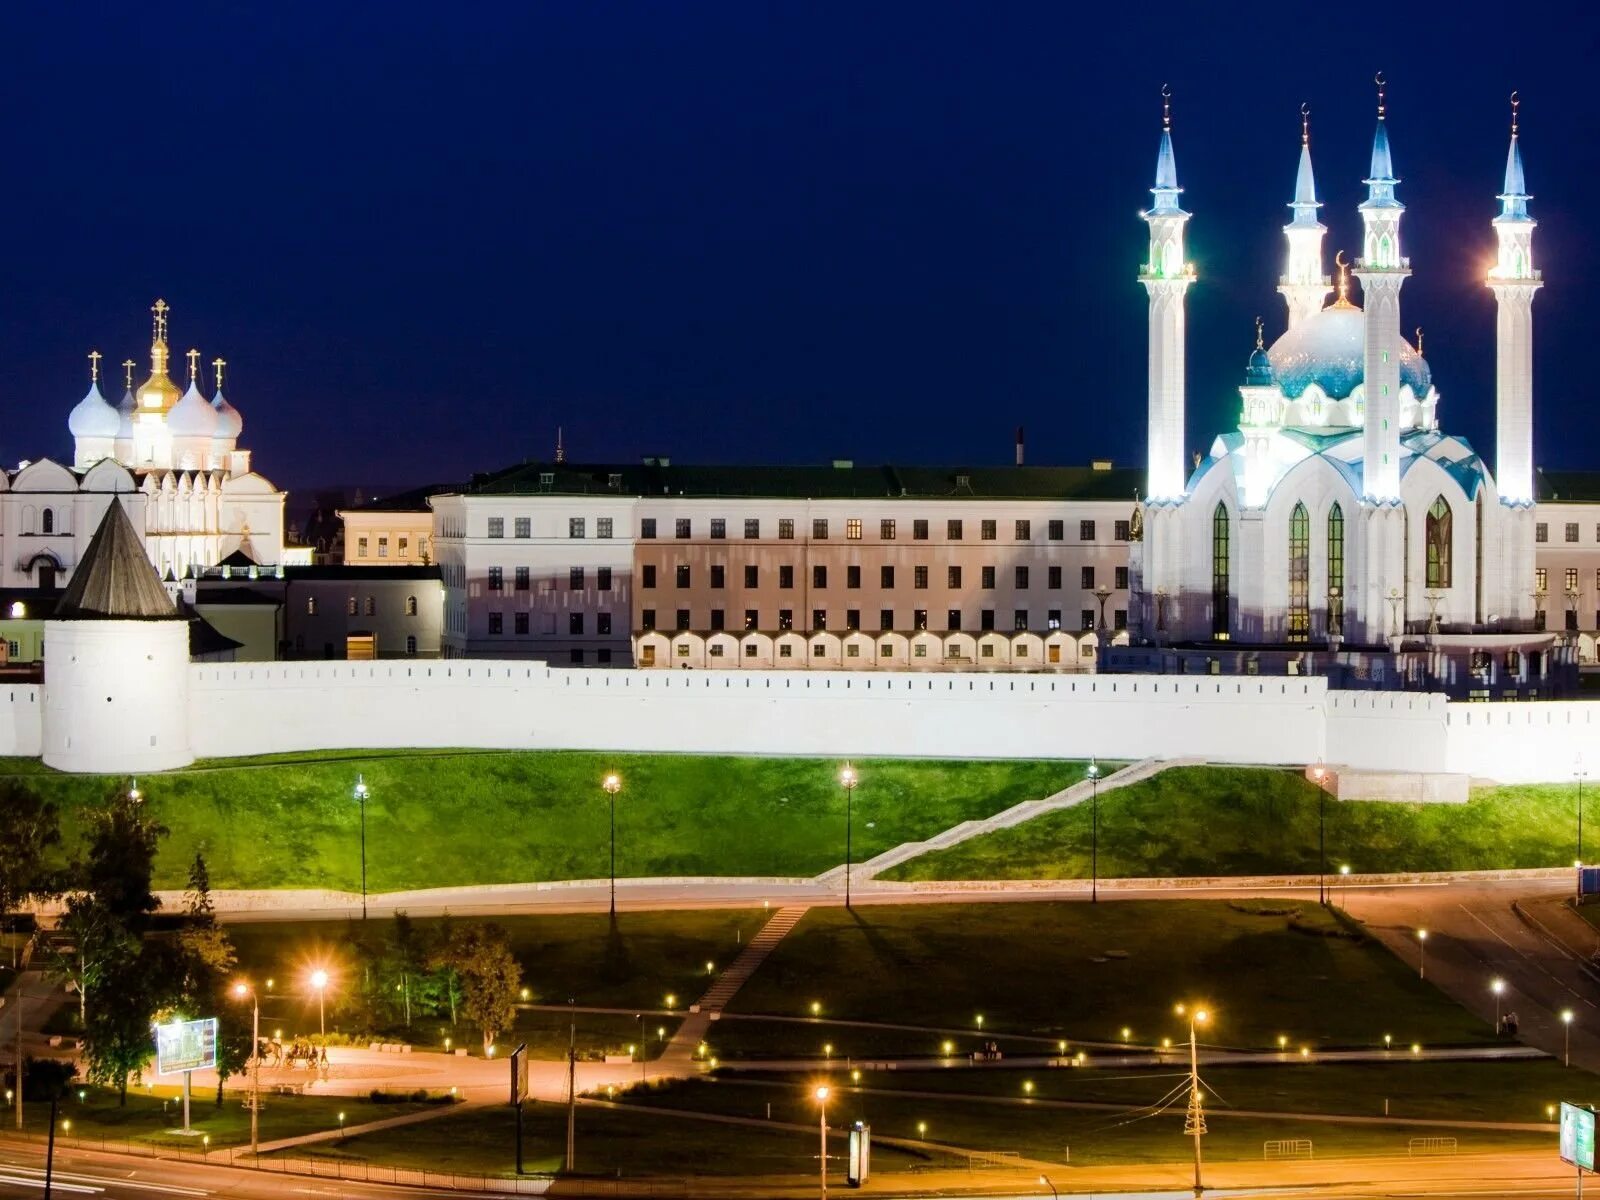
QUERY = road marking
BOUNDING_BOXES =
[0,1170,101,1194]
[0,1167,209,1198]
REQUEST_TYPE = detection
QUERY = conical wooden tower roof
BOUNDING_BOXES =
[54,500,179,620]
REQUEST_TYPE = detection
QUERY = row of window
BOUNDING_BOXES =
[355,535,428,558]
[487,566,615,592]
[1533,567,1600,594]
[488,517,616,539]
[486,612,614,636]
[656,638,1070,663]
[304,595,423,616]
[639,517,1133,542]
[1536,522,1600,544]
[638,608,1127,633]
[640,564,1131,590]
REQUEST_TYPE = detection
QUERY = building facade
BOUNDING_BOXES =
[1122,88,1565,698]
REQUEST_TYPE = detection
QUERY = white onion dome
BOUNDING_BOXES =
[168,380,220,437]
[1267,302,1431,401]
[116,387,135,439]
[68,380,120,438]
[211,388,242,439]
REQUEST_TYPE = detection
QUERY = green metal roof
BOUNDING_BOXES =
[462,460,1144,502]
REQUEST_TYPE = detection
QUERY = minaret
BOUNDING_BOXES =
[1279,105,1331,328]
[1140,85,1196,502]
[1354,74,1409,501]
[1489,92,1540,506]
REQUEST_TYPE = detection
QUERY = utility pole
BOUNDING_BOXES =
[43,1096,57,1200]
[1181,1006,1209,1198]
[15,991,22,1132]
[564,1001,576,1172]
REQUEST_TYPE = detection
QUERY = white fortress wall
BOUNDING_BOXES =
[1323,691,1451,774]
[186,665,1332,766]
[0,687,41,758]
[1443,701,1600,783]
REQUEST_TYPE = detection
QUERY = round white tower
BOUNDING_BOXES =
[41,499,193,773]
[1489,92,1540,507]
[1140,85,1196,503]
[1278,106,1331,329]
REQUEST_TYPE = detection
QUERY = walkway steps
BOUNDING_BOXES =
[833,756,1194,884]
[660,905,809,1066]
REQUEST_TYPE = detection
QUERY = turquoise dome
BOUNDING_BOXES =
[1244,345,1275,387]
[1267,303,1431,401]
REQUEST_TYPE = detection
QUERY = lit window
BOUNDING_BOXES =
[846,519,862,540]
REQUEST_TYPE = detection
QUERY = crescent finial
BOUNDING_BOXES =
[1510,90,1520,137]
[1300,102,1310,145]
[1161,83,1171,131]
[1375,71,1386,119]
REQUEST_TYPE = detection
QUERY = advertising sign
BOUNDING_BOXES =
[155,1018,218,1075]
[1579,867,1600,898]
[1561,1101,1595,1171]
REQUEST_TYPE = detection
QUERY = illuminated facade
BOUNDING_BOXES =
[1125,88,1564,697]
[63,299,298,582]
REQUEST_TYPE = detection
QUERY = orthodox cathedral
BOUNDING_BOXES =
[1122,84,1566,696]
[29,298,295,587]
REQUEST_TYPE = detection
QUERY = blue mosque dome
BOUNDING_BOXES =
[1267,302,1431,401]
[1244,345,1274,386]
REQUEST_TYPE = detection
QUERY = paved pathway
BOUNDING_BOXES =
[246,1098,486,1155]
[662,904,808,1069]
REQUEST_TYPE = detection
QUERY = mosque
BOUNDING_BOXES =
[42,298,293,585]
[1119,83,1569,697]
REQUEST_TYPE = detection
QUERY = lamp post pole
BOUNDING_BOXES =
[1087,760,1101,903]
[1417,929,1428,980]
[232,981,260,1157]
[814,1085,830,1200]
[601,774,622,917]
[353,775,370,920]
[310,969,329,1076]
[1563,1010,1574,1067]
[1311,761,1327,906]
[1177,1004,1209,1198]
[839,766,858,910]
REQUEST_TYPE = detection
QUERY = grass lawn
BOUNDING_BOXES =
[19,1084,445,1150]
[7,750,1085,890]
[617,1075,1549,1167]
[883,767,1590,880]
[225,909,754,1051]
[720,901,1496,1051]
[277,1098,937,1178]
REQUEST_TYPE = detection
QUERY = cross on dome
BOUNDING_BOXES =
[213,357,226,390]
[122,359,135,390]
[186,348,200,381]
[87,350,101,383]
[151,298,169,343]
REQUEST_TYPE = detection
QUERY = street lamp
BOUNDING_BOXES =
[353,775,371,920]
[309,968,329,1053]
[1491,978,1505,1034]
[1176,1003,1210,1197]
[231,980,261,1157]
[839,765,859,909]
[1086,759,1102,903]
[1038,1174,1059,1199]
[602,773,622,918]
[1563,1009,1575,1067]
[1416,929,1428,980]
[1339,864,1350,910]
[1311,761,1327,905]
[813,1084,831,1200]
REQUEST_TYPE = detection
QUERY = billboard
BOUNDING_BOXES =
[1561,1102,1595,1172]
[155,1018,218,1075]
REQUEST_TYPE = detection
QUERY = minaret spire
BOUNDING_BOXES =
[1490,89,1540,507]
[1140,83,1195,502]
[555,426,566,464]
[1279,103,1331,328]
[1355,71,1409,502]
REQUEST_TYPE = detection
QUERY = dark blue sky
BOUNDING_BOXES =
[3,3,1593,492]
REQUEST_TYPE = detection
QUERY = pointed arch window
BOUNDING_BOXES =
[1327,503,1345,635]
[1426,495,1453,589]
[1287,502,1310,643]
[1211,503,1230,640]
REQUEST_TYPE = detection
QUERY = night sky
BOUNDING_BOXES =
[3,4,1594,494]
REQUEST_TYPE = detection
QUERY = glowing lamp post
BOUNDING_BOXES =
[1175,1003,1210,1197]
[839,765,858,910]
[309,969,329,1053]
[1311,761,1327,905]
[1490,978,1506,1034]
[813,1084,831,1200]
[1563,1009,1575,1067]
[353,775,371,919]
[1416,929,1428,980]
[602,773,622,917]
[231,980,261,1157]
[1087,759,1101,903]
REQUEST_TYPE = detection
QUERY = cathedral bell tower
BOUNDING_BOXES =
[1140,86,1196,503]
[1354,75,1409,503]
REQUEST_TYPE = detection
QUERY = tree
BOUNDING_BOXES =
[432,923,521,1054]
[73,787,172,1104]
[0,781,62,966]
[175,853,242,1107]
[388,912,428,1029]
